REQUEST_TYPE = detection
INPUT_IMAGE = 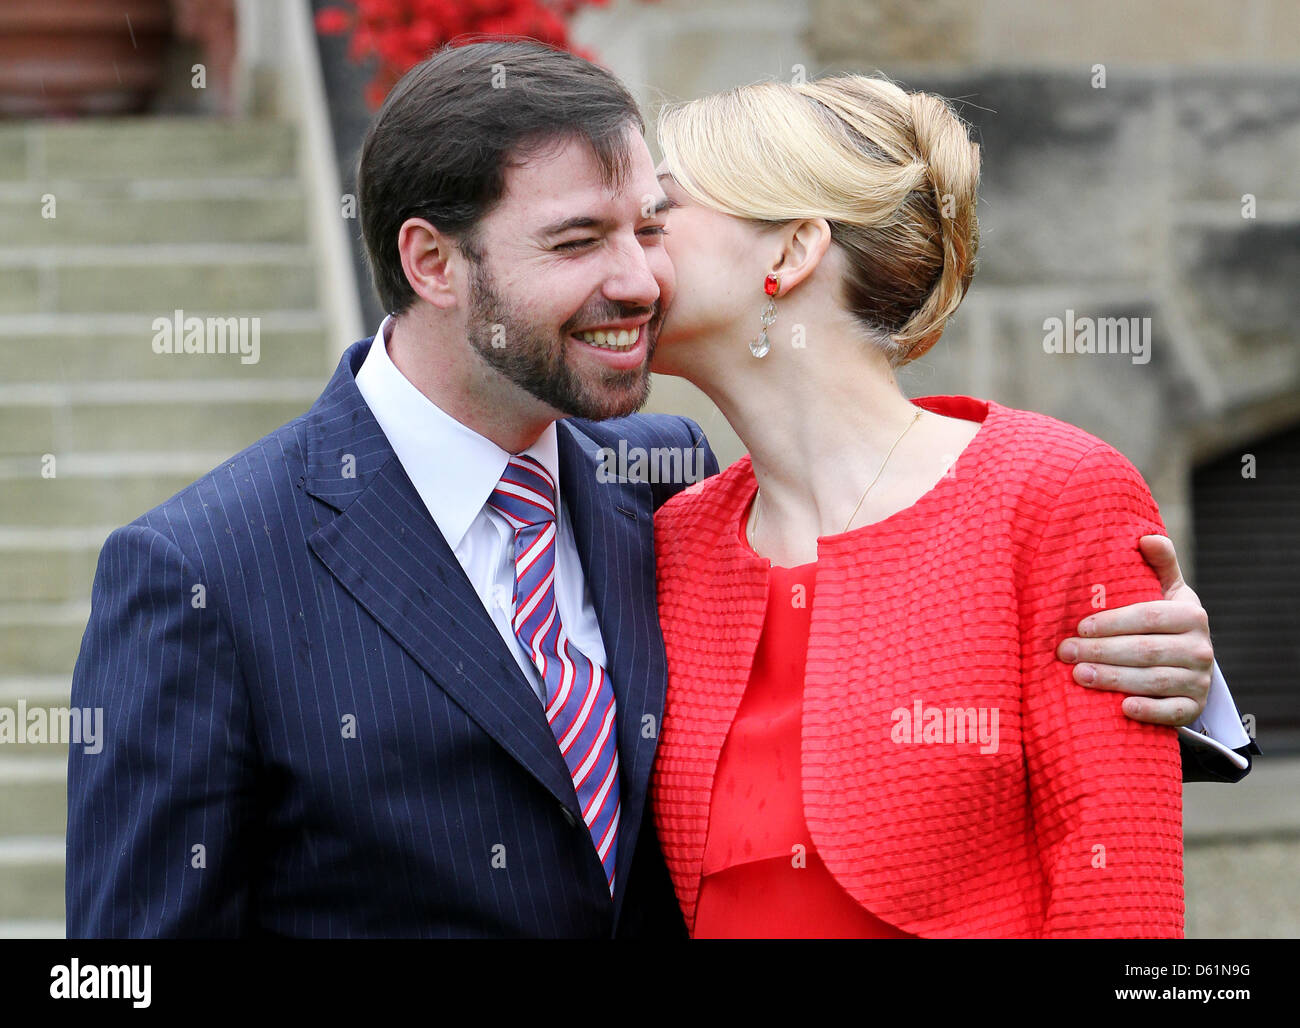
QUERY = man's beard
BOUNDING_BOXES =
[464,254,656,421]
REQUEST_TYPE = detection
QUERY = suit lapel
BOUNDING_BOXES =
[556,419,664,921]
[304,341,578,812]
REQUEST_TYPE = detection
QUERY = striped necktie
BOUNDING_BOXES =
[487,454,620,896]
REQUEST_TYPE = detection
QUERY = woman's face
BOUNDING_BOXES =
[652,162,773,374]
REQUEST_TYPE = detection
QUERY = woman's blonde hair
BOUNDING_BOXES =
[656,73,980,365]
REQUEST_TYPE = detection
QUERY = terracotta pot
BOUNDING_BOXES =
[0,0,174,118]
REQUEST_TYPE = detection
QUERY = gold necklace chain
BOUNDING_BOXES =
[749,408,924,549]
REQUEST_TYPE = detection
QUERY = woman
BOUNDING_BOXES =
[647,74,1183,938]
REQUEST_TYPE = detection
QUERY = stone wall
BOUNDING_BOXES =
[811,0,1300,65]
[888,68,1300,574]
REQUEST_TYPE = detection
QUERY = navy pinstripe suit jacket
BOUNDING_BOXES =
[66,338,718,938]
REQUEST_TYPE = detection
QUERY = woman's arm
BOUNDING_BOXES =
[1018,445,1184,939]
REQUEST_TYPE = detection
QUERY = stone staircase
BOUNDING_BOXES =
[0,117,338,936]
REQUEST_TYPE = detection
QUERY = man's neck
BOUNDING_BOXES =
[386,312,556,454]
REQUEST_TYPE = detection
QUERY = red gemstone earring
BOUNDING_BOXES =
[751,274,779,358]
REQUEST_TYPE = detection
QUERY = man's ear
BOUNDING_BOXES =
[770,217,832,293]
[397,217,463,309]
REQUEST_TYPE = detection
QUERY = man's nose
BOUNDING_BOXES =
[601,232,661,310]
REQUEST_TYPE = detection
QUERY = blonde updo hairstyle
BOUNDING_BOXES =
[656,74,980,365]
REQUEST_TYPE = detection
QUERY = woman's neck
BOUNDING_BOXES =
[675,322,974,565]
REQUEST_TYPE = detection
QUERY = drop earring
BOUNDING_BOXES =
[750,274,779,358]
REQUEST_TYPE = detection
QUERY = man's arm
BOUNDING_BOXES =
[1055,534,1258,783]
[67,524,257,936]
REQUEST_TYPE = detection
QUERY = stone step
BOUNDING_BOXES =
[0,723,96,763]
[0,183,308,246]
[0,839,64,927]
[0,675,73,705]
[0,539,100,605]
[0,678,81,759]
[0,118,296,182]
[0,461,218,528]
[0,383,321,458]
[0,245,317,314]
[0,760,67,838]
[0,606,88,678]
[0,681,81,769]
[0,313,333,382]
[0,706,86,758]
[0,921,64,939]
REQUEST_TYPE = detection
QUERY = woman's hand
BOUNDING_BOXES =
[1055,535,1214,727]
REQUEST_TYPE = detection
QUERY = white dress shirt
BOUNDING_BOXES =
[355,315,609,704]
[1193,663,1252,752]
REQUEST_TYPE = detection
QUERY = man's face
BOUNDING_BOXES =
[462,124,674,422]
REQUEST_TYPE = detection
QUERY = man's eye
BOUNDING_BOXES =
[638,225,668,238]
[554,238,597,251]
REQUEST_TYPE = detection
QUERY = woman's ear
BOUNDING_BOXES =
[769,217,833,294]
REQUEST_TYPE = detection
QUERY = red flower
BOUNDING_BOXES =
[356,0,398,18]
[316,0,646,108]
[314,7,353,34]
[348,25,376,61]
[408,20,440,50]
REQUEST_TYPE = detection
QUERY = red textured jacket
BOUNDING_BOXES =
[650,396,1184,938]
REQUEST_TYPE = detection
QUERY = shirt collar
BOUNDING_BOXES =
[355,314,562,551]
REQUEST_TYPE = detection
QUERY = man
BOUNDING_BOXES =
[66,41,1254,938]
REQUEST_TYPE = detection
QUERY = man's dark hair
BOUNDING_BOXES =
[357,39,644,315]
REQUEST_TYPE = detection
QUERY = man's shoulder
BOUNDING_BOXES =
[119,411,316,565]
[564,412,718,510]
[564,411,704,451]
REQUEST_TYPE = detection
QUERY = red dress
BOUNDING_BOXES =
[693,531,914,938]
[651,396,1184,938]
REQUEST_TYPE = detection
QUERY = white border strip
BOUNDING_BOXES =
[276,0,365,359]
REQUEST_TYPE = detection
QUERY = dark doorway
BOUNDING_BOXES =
[1192,422,1300,753]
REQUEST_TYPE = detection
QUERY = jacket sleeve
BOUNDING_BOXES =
[1179,663,1260,783]
[1181,737,1258,784]
[1018,445,1184,938]
[66,523,258,937]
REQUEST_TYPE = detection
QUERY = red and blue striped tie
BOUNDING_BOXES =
[488,454,620,896]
